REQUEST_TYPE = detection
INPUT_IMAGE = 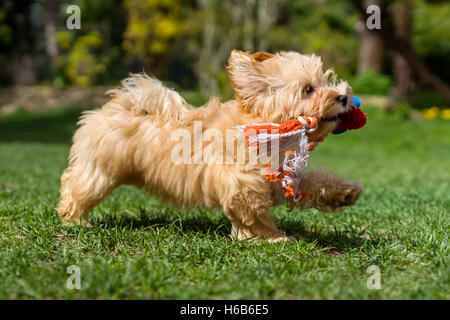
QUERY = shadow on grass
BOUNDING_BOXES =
[93,209,379,252]
[279,219,380,253]
[0,105,86,144]
[92,210,231,237]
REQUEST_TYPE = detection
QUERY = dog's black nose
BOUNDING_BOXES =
[337,95,348,107]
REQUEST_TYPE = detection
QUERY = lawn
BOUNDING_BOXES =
[0,103,448,299]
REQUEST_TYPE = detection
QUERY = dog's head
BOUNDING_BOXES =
[227,50,353,139]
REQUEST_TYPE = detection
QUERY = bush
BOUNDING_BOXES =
[54,31,108,87]
[408,90,448,110]
[349,70,392,95]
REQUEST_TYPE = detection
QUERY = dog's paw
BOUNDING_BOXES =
[336,182,363,208]
[61,218,92,228]
[267,235,296,243]
[239,234,296,244]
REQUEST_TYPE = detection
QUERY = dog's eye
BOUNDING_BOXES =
[303,85,314,95]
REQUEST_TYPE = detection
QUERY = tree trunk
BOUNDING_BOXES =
[11,1,37,86]
[356,21,384,73]
[351,0,450,103]
[356,0,384,73]
[393,0,414,99]
[12,54,36,86]
[45,0,59,66]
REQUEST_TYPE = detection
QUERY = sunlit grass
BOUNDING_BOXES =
[0,105,448,299]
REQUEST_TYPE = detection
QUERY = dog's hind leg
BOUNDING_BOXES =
[56,107,128,225]
[56,163,117,226]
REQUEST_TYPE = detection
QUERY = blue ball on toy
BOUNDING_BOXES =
[332,96,361,135]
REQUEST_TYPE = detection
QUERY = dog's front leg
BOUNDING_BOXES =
[299,167,363,211]
[224,187,293,242]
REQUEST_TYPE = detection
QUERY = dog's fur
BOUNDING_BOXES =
[56,50,362,241]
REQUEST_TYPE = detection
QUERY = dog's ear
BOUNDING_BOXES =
[227,50,273,105]
[251,51,274,62]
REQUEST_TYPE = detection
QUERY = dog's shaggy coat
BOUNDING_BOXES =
[57,50,362,241]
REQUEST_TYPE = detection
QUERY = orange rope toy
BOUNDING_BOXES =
[235,98,367,202]
[235,116,320,202]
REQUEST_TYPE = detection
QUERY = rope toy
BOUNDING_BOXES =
[235,96,366,202]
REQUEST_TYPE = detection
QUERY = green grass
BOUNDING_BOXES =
[0,104,448,299]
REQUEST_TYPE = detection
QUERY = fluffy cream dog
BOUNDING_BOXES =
[56,50,362,241]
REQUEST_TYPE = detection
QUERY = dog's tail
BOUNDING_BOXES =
[107,73,192,122]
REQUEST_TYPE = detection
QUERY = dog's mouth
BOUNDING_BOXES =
[320,116,338,122]
[305,115,341,141]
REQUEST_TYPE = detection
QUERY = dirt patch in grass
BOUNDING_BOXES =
[0,86,113,114]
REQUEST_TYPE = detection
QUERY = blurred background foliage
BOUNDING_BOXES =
[0,0,449,111]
